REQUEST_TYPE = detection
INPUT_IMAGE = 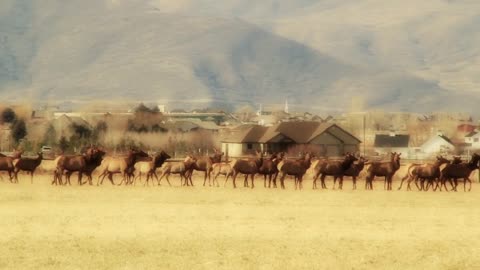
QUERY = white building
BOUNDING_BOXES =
[465,131,480,149]
[420,134,455,156]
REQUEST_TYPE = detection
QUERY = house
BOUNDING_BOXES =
[464,131,480,149]
[221,121,361,157]
[374,133,410,157]
[420,134,455,156]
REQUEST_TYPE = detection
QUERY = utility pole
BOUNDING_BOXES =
[363,114,366,156]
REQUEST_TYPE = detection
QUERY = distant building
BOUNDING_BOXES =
[420,134,455,156]
[221,121,361,157]
[464,131,480,149]
[374,133,410,157]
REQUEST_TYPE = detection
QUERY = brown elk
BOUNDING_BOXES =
[97,149,149,185]
[56,147,107,185]
[0,150,23,182]
[277,152,313,190]
[312,153,358,190]
[438,153,480,192]
[133,151,171,186]
[13,152,43,184]
[157,155,197,186]
[341,156,367,190]
[397,156,449,191]
[258,152,284,188]
[231,151,263,189]
[365,152,401,190]
[63,148,106,185]
[188,149,224,187]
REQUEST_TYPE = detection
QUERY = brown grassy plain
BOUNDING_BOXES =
[0,169,479,270]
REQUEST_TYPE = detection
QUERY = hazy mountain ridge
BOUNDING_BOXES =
[0,0,479,113]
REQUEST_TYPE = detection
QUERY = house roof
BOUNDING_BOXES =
[465,131,478,137]
[222,121,361,144]
[374,134,410,148]
[438,135,454,145]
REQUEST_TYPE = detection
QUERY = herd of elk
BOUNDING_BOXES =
[133,151,171,186]
[0,146,479,192]
[97,149,149,185]
[54,147,106,185]
[398,156,450,191]
[438,153,480,192]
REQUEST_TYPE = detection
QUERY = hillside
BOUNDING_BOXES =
[0,0,479,113]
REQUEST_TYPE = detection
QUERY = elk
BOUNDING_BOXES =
[438,153,480,192]
[312,153,358,190]
[133,151,171,186]
[157,155,197,186]
[97,149,149,186]
[0,150,23,182]
[187,149,224,187]
[211,161,235,187]
[341,156,367,190]
[231,151,263,189]
[365,152,401,190]
[258,152,284,188]
[55,147,107,185]
[63,148,106,185]
[13,152,43,184]
[277,152,313,190]
[397,156,449,191]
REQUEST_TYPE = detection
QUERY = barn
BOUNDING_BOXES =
[221,122,361,157]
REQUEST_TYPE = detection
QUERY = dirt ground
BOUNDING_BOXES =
[0,171,479,270]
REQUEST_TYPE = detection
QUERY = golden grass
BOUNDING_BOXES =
[1,173,479,270]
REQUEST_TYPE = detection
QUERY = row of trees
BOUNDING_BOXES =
[2,108,27,146]
[41,121,108,153]
[2,104,218,155]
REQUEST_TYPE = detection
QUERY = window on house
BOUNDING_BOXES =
[247,143,253,150]
[475,138,479,142]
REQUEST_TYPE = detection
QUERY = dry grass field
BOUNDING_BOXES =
[1,171,480,270]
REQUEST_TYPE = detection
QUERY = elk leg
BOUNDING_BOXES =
[78,172,84,186]
[250,174,255,189]
[164,173,172,186]
[451,178,457,192]
[244,175,248,187]
[273,172,278,188]
[202,171,207,186]
[189,172,194,186]
[320,174,327,189]
[339,176,343,190]
[279,173,285,189]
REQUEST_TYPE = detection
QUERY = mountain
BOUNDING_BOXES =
[0,0,479,113]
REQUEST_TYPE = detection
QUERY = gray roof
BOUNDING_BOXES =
[222,122,361,144]
[465,131,478,137]
[374,134,410,148]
